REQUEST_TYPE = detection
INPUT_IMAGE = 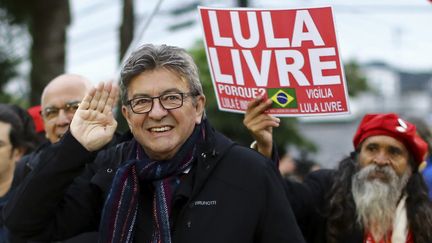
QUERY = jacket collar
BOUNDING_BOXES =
[174,119,235,200]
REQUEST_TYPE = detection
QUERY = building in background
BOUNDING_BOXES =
[297,62,432,168]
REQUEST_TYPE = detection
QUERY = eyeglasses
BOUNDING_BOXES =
[126,92,196,114]
[41,101,81,120]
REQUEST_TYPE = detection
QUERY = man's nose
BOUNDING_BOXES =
[373,151,391,166]
[55,109,72,125]
[148,99,168,120]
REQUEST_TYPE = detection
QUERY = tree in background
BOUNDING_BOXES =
[119,0,134,60]
[344,60,369,96]
[0,10,22,103]
[0,49,18,103]
[115,0,135,132]
[0,0,70,105]
[0,43,18,103]
[237,0,248,7]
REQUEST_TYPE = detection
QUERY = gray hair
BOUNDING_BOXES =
[120,44,203,105]
[352,163,411,240]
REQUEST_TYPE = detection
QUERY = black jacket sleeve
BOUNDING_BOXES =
[3,132,103,241]
[284,169,334,220]
[282,169,335,243]
[257,157,306,243]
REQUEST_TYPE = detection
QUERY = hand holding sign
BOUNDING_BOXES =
[243,96,280,158]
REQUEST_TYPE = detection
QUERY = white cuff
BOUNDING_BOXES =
[250,140,258,150]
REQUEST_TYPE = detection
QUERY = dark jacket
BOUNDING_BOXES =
[285,169,394,243]
[4,132,130,243]
[0,181,26,243]
[4,123,304,243]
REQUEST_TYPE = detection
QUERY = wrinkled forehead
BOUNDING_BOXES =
[126,69,190,94]
[41,83,87,108]
[360,135,409,153]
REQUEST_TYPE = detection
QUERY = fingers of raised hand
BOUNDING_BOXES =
[95,85,108,112]
[102,83,119,115]
[245,97,272,121]
[246,96,263,110]
[95,82,114,112]
[248,114,280,133]
[88,82,104,111]
[85,82,118,115]
[79,87,97,111]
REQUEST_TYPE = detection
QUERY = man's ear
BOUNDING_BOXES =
[194,95,206,124]
[12,147,25,162]
[121,105,133,130]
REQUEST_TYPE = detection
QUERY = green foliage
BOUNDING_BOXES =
[0,0,34,24]
[188,41,316,154]
[344,60,369,97]
[0,48,18,83]
[1,0,70,105]
[0,50,18,103]
[0,11,23,104]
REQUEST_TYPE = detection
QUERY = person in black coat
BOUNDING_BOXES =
[4,44,305,243]
[244,97,432,243]
[0,104,38,243]
[9,74,104,243]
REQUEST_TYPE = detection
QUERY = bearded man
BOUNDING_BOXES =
[243,97,432,243]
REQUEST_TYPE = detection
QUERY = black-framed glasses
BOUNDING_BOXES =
[126,92,196,114]
[41,101,81,120]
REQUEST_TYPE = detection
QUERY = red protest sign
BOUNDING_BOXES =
[198,6,350,117]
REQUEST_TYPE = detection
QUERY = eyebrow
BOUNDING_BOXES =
[364,142,378,148]
[388,145,404,154]
[44,100,81,110]
[364,142,405,153]
[130,88,184,99]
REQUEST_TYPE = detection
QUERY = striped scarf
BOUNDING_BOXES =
[99,124,203,243]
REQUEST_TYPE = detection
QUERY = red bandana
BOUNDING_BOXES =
[364,230,413,243]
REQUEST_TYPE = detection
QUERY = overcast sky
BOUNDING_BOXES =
[66,0,432,83]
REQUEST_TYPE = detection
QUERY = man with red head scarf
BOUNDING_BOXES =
[244,97,432,243]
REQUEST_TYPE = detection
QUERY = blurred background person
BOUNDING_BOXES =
[0,104,39,243]
[278,151,321,182]
[278,152,297,179]
[12,74,101,243]
[406,116,432,200]
[293,157,321,182]
[13,74,92,185]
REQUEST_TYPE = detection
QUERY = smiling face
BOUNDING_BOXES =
[41,74,91,143]
[121,68,205,160]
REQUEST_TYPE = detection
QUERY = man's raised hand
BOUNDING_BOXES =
[243,96,280,158]
[70,82,119,151]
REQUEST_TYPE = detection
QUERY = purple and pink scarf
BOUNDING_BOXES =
[99,124,203,243]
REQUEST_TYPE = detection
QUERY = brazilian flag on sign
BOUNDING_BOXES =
[267,88,297,109]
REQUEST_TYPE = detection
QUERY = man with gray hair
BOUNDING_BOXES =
[4,44,305,243]
[244,97,432,243]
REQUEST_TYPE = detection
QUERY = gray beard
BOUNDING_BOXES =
[351,164,410,241]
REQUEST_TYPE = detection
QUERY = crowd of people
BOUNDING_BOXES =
[1,43,432,243]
